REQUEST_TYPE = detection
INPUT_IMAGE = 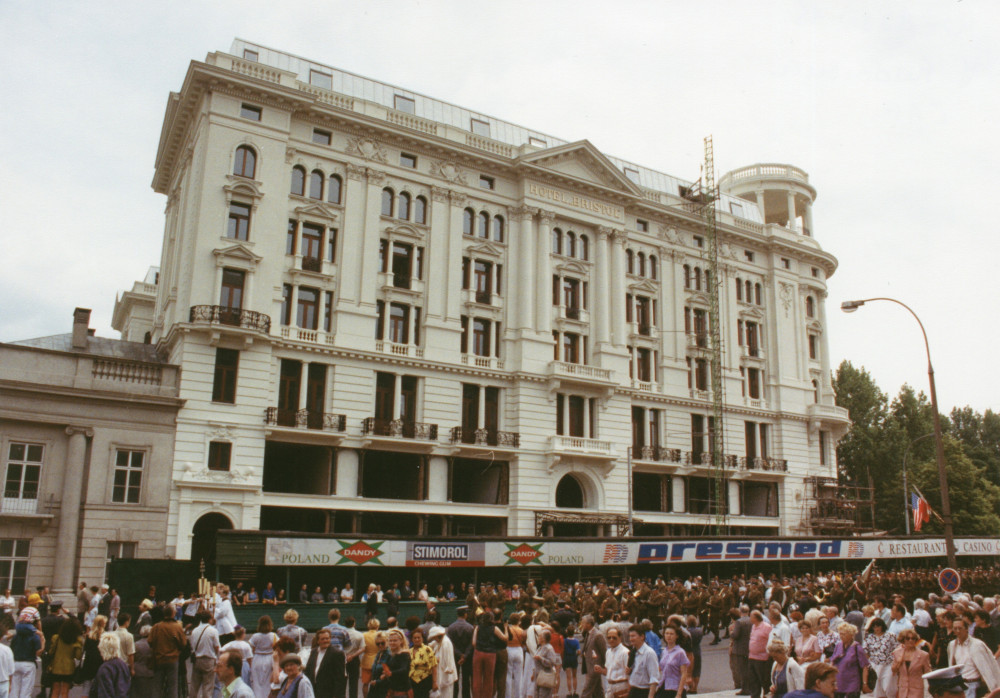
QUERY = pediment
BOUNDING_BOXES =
[517,140,643,195]
[213,243,262,265]
[466,242,504,259]
[554,259,590,275]
[384,223,425,240]
[223,176,264,200]
[628,279,659,294]
[294,202,340,221]
[739,306,766,320]
[807,320,823,332]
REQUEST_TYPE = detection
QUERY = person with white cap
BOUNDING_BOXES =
[924,666,969,698]
[428,625,457,698]
[947,618,1000,698]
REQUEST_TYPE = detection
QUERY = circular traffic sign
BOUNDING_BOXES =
[939,567,962,594]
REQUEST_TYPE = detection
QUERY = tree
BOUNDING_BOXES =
[909,436,1000,536]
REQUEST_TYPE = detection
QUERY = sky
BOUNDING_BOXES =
[1,1,997,414]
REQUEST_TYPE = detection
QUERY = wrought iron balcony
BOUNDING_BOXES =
[363,418,438,440]
[475,290,491,305]
[739,456,788,472]
[683,451,740,469]
[301,255,322,272]
[564,306,582,320]
[633,446,683,463]
[189,305,271,333]
[265,407,346,432]
[450,427,520,447]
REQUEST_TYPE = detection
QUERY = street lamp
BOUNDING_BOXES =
[841,297,956,568]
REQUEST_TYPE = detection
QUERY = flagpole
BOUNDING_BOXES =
[903,433,935,535]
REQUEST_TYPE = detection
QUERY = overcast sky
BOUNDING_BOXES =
[1,1,996,414]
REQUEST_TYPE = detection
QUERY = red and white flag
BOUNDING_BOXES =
[912,491,931,532]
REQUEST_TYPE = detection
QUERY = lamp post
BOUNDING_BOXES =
[841,297,956,568]
[902,433,934,535]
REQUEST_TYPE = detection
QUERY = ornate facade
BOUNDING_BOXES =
[134,39,849,562]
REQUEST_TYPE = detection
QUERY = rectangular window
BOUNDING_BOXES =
[324,291,333,332]
[479,175,495,190]
[460,316,469,354]
[636,219,649,232]
[112,449,143,504]
[399,376,417,423]
[415,248,424,280]
[568,396,586,437]
[281,284,292,326]
[472,319,490,357]
[746,322,760,357]
[389,303,409,344]
[400,153,417,169]
[301,223,323,263]
[219,268,245,314]
[240,104,261,121]
[392,243,413,289]
[394,95,415,114]
[105,541,136,584]
[494,322,501,358]
[556,394,565,436]
[461,384,479,440]
[309,70,333,90]
[744,250,755,262]
[745,421,758,459]
[0,540,30,596]
[212,348,239,403]
[470,118,491,137]
[375,301,385,340]
[327,228,338,262]
[636,347,652,382]
[563,333,580,364]
[695,358,708,391]
[759,423,769,459]
[286,220,297,255]
[277,359,301,426]
[208,442,231,471]
[563,278,581,313]
[781,258,791,269]
[227,202,251,240]
[312,129,332,145]
[648,409,660,448]
[819,431,829,466]
[747,367,762,400]
[297,287,319,329]
[808,334,818,360]
[693,235,704,248]
[375,372,395,421]
[379,240,389,273]
[243,49,258,62]
[4,443,42,503]
[474,260,492,303]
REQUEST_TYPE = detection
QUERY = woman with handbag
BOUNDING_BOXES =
[829,624,870,698]
[78,615,108,694]
[532,630,561,698]
[47,618,83,698]
[408,628,438,698]
[863,619,897,698]
[657,625,690,698]
[372,628,411,698]
[890,629,930,698]
[248,616,278,698]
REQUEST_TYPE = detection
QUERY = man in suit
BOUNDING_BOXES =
[729,605,752,695]
[215,650,254,698]
[579,614,607,698]
[306,628,348,698]
[447,607,475,698]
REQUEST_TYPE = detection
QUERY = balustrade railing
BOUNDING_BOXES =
[189,306,271,333]
[363,418,438,440]
[450,427,520,447]
[265,407,346,432]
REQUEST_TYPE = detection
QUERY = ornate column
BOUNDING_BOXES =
[755,188,766,221]
[804,202,814,236]
[337,164,369,306]
[535,211,554,334]
[359,168,387,308]
[54,426,92,592]
[446,191,468,322]
[786,191,797,231]
[510,206,537,331]
[609,230,628,346]
[817,290,833,401]
[593,228,612,345]
[335,449,360,497]
[425,187,452,321]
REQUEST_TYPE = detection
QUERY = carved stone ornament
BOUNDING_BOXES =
[429,160,468,185]
[720,242,741,261]
[431,186,450,203]
[779,282,794,317]
[285,147,297,164]
[510,205,537,221]
[538,209,556,225]
[345,137,388,163]
[609,229,628,246]
[449,190,467,207]
[597,226,612,241]
[658,225,682,245]
[346,163,367,181]
[365,168,387,186]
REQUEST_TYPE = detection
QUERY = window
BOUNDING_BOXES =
[684,265,691,289]
[808,334,819,360]
[781,258,791,269]
[463,208,474,236]
[566,232,576,258]
[806,296,815,318]
[391,242,419,288]
[312,129,332,146]
[819,431,829,466]
[327,175,342,204]
[562,333,582,364]
[694,358,708,391]
[744,250,755,262]
[324,291,333,332]
[243,49,258,61]
[381,188,394,216]
[208,442,232,472]
[212,348,239,403]
[479,175,495,190]
[635,347,653,382]
[112,449,143,503]
[693,235,704,248]
[301,224,323,265]
[297,287,319,329]
[233,145,256,179]
[398,192,411,220]
[286,220,296,255]
[4,443,42,502]
[227,202,251,241]
[755,283,762,305]
[812,267,820,278]
[105,542,136,583]
[472,319,490,356]
[394,95,415,114]
[400,153,417,169]
[309,170,323,199]
[730,202,745,216]
[0,540,30,596]
[636,219,649,232]
[551,227,562,255]
[478,211,489,239]
[327,228,338,262]
[240,104,261,121]
[579,234,588,260]
[624,167,640,183]
[746,367,762,400]
[474,260,493,303]
[470,118,490,137]
[290,166,306,196]
[220,269,245,312]
[414,196,427,224]
[648,254,656,279]
[389,303,409,344]
[281,285,292,326]
[309,70,333,90]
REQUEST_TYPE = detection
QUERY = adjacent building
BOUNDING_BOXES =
[119,39,851,565]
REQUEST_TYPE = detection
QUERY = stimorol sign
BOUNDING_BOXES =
[262,537,1000,567]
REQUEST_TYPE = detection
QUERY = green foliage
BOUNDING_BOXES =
[909,437,1000,536]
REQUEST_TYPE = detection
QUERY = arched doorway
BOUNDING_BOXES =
[191,512,233,574]
[552,475,596,537]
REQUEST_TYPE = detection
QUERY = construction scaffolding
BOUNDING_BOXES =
[806,476,877,536]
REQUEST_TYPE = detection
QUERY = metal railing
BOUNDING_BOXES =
[265,407,346,432]
[189,306,271,333]
[450,427,520,447]
[363,418,438,440]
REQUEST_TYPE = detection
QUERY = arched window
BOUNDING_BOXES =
[463,208,474,236]
[745,280,752,301]
[381,188,394,217]
[637,252,646,277]
[233,145,256,179]
[414,196,427,224]
[579,235,589,261]
[806,296,815,318]
[555,475,585,509]
[736,278,743,301]
[627,249,634,274]
[327,175,342,204]
[684,264,691,289]
[492,215,504,242]
[478,211,489,239]
[755,283,762,305]
[309,170,324,200]
[566,231,576,258]
[694,267,702,291]
[290,166,306,196]
[398,192,411,220]
[649,254,656,279]
[551,227,562,255]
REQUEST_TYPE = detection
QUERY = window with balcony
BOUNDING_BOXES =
[227,202,251,241]
[371,372,422,434]
[631,407,661,451]
[4,443,41,508]
[460,384,501,444]
[632,347,653,382]
[745,367,763,400]
[112,449,144,504]
[220,269,245,313]
[556,394,594,438]
[233,145,256,179]
[300,223,323,270]
[461,316,499,358]
[277,359,301,427]
[212,348,239,403]
[297,287,319,330]
[808,333,819,360]
[691,414,715,461]
[389,304,409,344]
[551,331,585,364]
[693,358,708,391]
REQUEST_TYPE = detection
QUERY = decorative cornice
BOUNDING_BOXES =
[65,426,95,438]
[345,163,366,181]
[509,205,537,222]
[365,168,387,186]
[449,191,467,207]
[430,186,450,203]
[345,136,388,163]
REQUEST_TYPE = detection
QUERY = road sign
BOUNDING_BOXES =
[939,567,962,594]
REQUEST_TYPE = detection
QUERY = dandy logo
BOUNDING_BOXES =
[504,542,544,566]
[336,540,385,566]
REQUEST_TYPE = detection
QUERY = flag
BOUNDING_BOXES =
[912,491,930,532]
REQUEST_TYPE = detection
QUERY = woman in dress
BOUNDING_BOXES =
[362,619,382,698]
[47,617,84,698]
[863,619,898,698]
[79,615,107,693]
[768,640,804,698]
[815,617,839,660]
[249,615,278,698]
[532,630,560,698]
[657,625,690,698]
[89,632,130,698]
[829,624,869,698]
[373,628,411,698]
[891,629,931,698]
[408,628,438,698]
[368,632,391,698]
[795,621,821,665]
[278,609,307,652]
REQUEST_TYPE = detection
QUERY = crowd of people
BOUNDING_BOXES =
[3,565,1000,698]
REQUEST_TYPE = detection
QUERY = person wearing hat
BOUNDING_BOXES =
[924,666,969,698]
[429,626,457,698]
[278,654,315,698]
[947,618,1000,698]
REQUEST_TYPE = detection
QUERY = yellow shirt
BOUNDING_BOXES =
[409,645,438,684]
